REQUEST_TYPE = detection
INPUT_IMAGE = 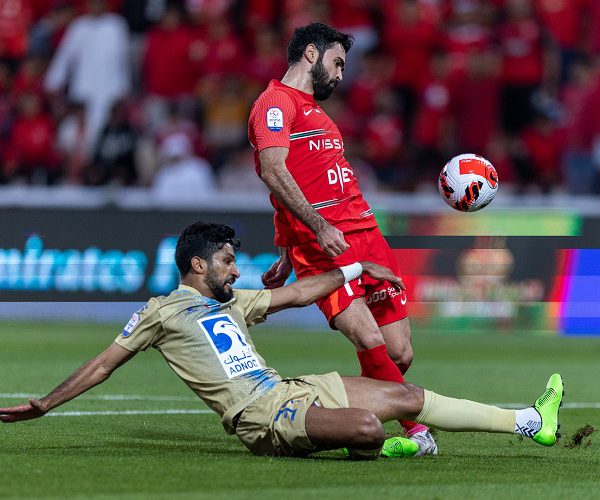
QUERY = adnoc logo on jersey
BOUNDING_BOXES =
[266,107,283,131]
[198,314,263,378]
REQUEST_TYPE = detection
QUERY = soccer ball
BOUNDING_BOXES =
[438,154,499,212]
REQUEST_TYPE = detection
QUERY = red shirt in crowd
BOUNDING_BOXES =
[144,25,194,97]
[363,113,404,167]
[453,65,500,152]
[413,78,453,148]
[11,59,44,99]
[383,15,440,90]
[498,18,544,85]
[329,0,374,29]
[522,123,564,175]
[245,30,287,87]
[566,78,600,151]
[534,0,585,49]
[7,113,59,170]
[442,25,493,73]
[244,0,278,26]
[347,55,394,118]
[0,0,32,59]
[248,80,377,247]
[189,22,244,79]
[584,0,600,53]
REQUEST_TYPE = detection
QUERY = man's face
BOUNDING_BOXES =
[311,43,345,101]
[204,244,240,302]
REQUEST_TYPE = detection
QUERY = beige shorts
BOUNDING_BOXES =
[235,372,349,457]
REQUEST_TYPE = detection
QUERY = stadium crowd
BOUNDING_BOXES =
[1,0,600,195]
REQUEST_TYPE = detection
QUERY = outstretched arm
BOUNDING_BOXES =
[0,342,135,422]
[260,147,349,257]
[266,261,404,314]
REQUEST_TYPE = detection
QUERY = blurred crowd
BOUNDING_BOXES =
[2,0,600,196]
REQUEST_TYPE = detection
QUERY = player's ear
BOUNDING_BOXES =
[304,43,318,64]
[190,256,208,275]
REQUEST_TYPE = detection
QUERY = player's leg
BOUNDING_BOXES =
[289,234,432,452]
[302,375,418,459]
[340,374,563,447]
[304,405,385,458]
[378,317,435,453]
[332,299,406,382]
[332,298,385,350]
[364,229,414,375]
[362,229,436,452]
[333,299,436,454]
[379,317,413,374]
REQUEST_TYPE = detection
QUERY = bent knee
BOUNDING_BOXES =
[353,411,385,448]
[346,330,385,351]
[388,347,413,370]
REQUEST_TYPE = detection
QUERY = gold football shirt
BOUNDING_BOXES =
[115,285,281,433]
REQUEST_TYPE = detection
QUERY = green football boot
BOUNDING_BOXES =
[532,373,564,447]
[381,436,420,458]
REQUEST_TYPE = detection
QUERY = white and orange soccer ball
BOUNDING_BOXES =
[438,154,499,212]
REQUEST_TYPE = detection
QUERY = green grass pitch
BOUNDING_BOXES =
[1,321,599,499]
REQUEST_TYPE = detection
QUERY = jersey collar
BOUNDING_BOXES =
[177,284,236,307]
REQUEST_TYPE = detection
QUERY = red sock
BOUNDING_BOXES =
[356,344,404,383]
[356,344,429,436]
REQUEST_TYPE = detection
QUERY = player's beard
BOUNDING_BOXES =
[311,55,338,101]
[206,267,235,302]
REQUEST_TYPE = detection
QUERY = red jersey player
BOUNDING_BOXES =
[248,23,437,456]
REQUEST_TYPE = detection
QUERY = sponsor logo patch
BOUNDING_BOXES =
[122,313,140,337]
[198,314,263,379]
[266,107,283,131]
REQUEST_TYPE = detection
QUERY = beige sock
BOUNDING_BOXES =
[415,390,516,434]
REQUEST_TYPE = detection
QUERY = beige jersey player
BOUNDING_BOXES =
[0,222,563,458]
[116,286,279,434]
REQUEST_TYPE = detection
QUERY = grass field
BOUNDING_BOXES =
[1,321,599,499]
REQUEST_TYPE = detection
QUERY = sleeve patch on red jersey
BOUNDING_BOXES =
[266,107,284,131]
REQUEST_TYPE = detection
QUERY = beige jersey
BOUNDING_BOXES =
[115,284,281,434]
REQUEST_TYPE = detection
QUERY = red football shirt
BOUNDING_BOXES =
[248,80,377,246]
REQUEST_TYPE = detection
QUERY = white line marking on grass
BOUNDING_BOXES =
[47,409,213,417]
[0,393,197,401]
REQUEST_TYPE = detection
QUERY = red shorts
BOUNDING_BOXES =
[288,227,408,327]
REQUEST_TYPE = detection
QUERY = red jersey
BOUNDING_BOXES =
[248,80,377,247]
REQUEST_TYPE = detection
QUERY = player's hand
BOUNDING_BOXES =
[360,262,405,291]
[316,223,349,257]
[262,254,293,289]
[0,399,48,423]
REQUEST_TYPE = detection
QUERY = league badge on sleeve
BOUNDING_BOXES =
[122,313,140,337]
[266,107,283,131]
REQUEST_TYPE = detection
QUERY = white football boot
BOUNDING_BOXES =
[409,430,438,456]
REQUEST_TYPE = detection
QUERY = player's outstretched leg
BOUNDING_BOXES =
[343,373,564,448]
[414,373,564,447]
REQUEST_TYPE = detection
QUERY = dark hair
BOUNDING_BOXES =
[175,222,241,276]
[287,23,353,65]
